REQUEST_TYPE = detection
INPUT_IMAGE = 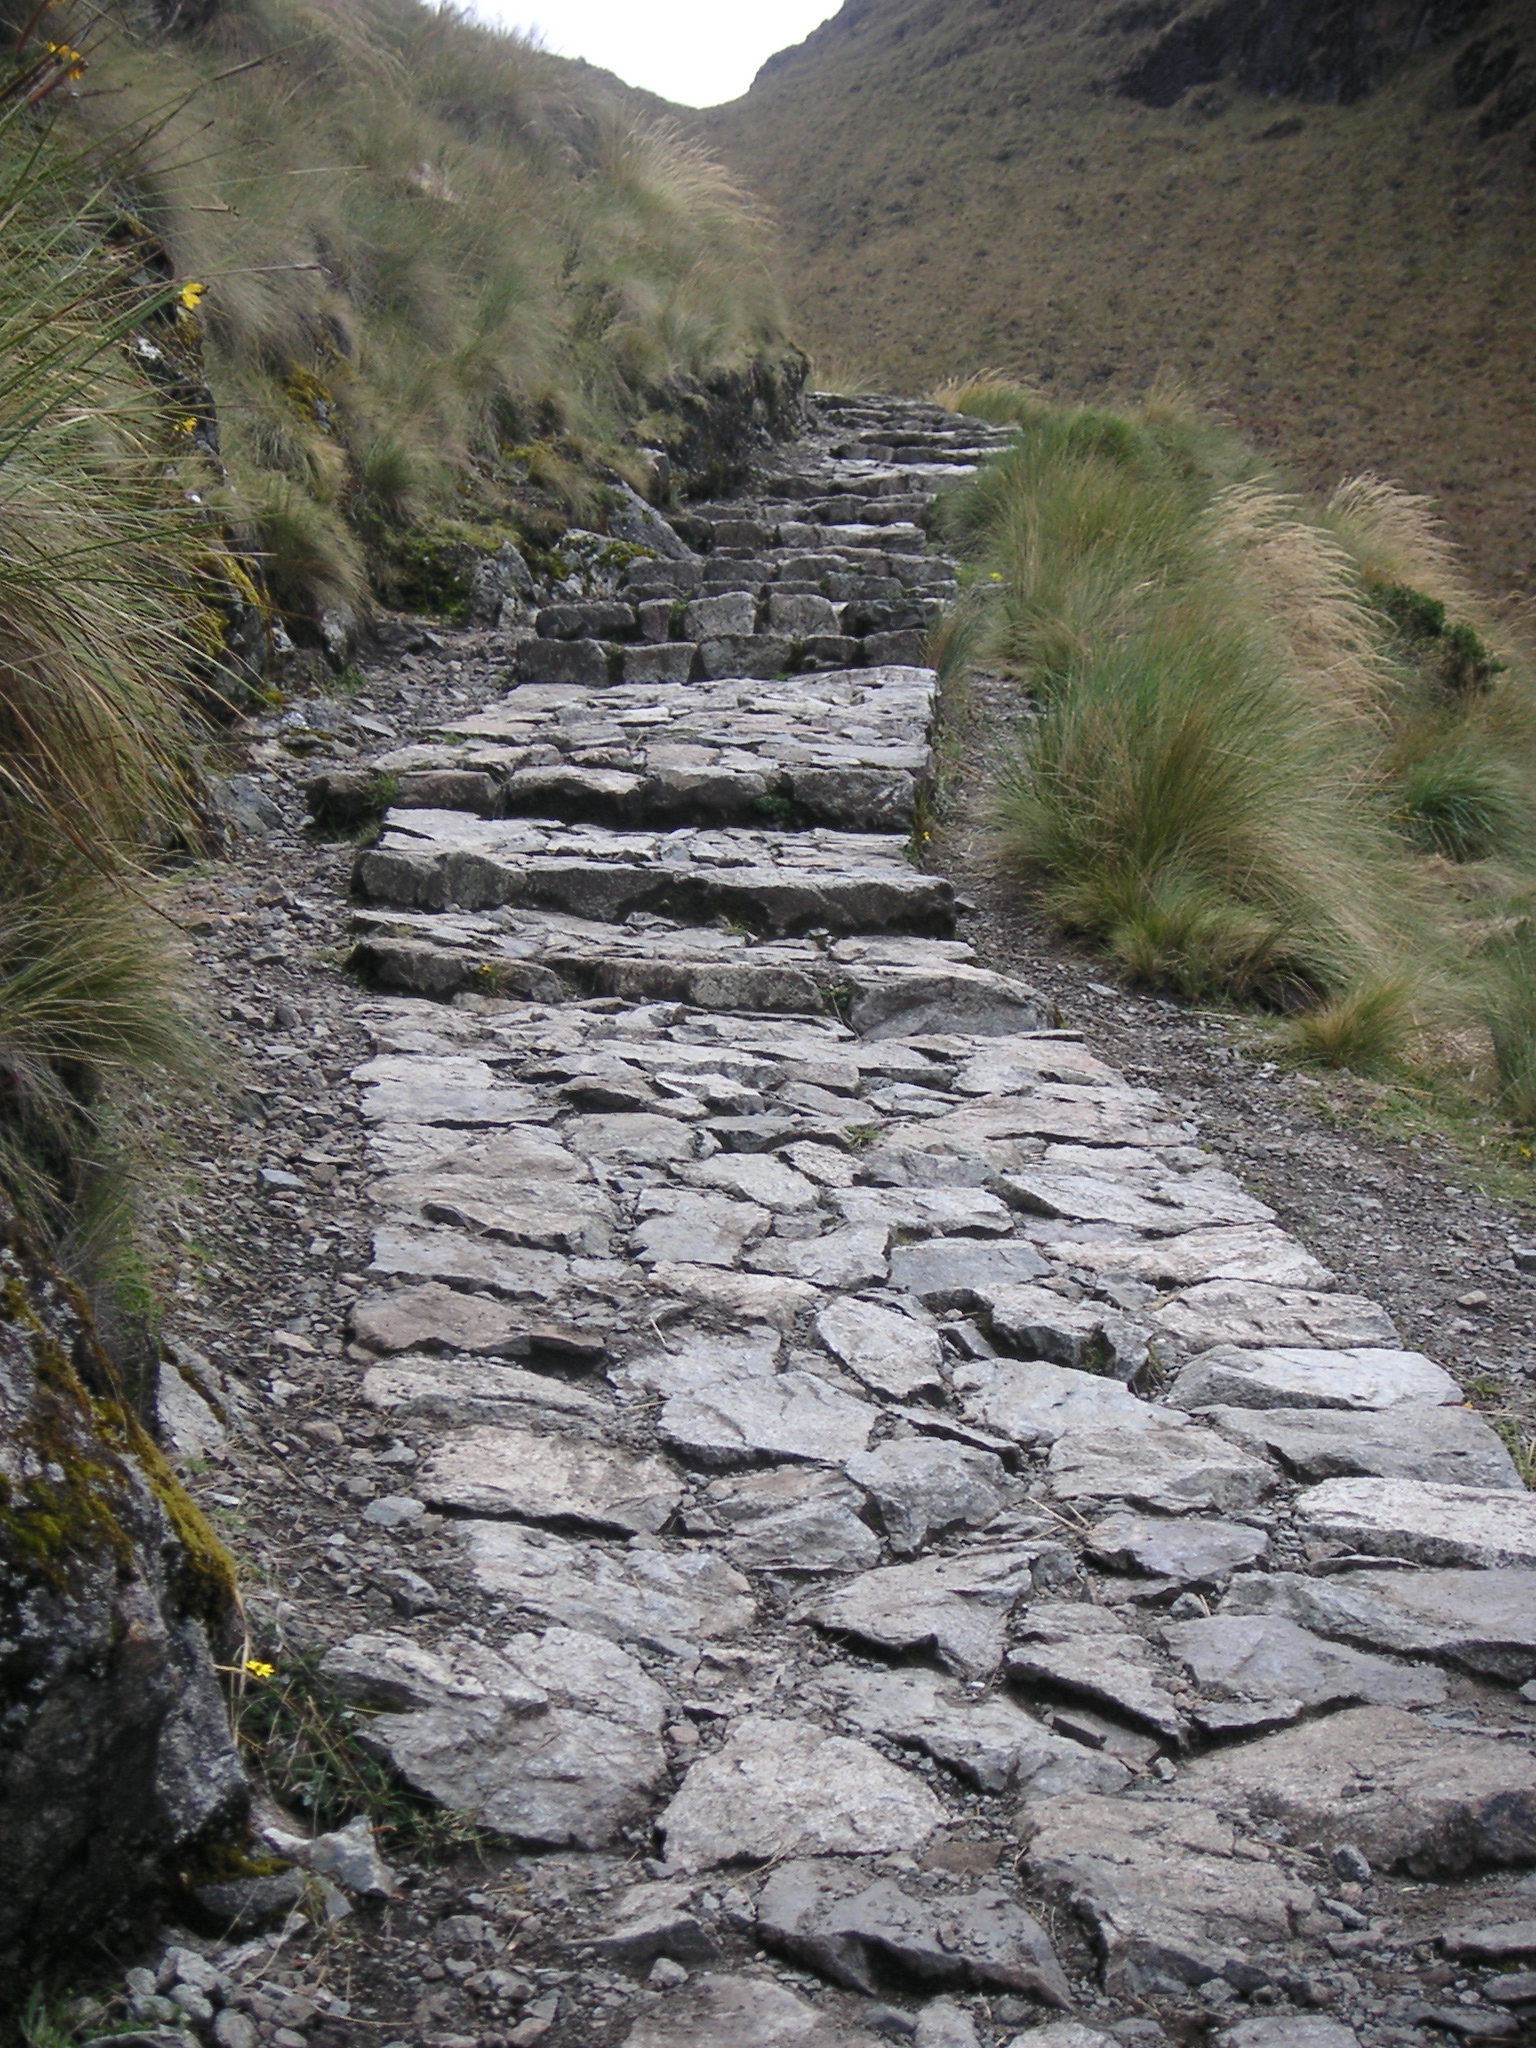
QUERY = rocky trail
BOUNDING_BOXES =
[136,397,1536,2048]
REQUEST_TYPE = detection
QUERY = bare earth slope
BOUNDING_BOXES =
[703,0,1536,593]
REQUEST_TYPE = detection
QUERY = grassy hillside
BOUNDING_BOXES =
[704,0,1536,596]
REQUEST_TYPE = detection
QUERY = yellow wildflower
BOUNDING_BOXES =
[179,280,206,313]
[244,1658,276,1679]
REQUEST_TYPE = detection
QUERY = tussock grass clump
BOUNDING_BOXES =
[938,380,1536,1082]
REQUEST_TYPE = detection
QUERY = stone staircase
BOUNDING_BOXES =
[302,395,1534,2048]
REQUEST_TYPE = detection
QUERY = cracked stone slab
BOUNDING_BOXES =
[632,1190,770,1267]
[1164,1613,1447,1711]
[586,1880,719,1969]
[755,1857,1071,2005]
[361,1358,608,1428]
[658,1714,945,1870]
[1168,1345,1462,1413]
[1024,1792,1316,1994]
[843,1438,1008,1554]
[419,1425,682,1534]
[1180,1704,1536,1875]
[1001,1167,1273,1235]
[974,1284,1148,1377]
[320,1627,668,1847]
[610,1328,781,1399]
[352,1053,543,1126]
[953,1356,1151,1449]
[815,1297,946,1399]
[1007,1603,1184,1740]
[646,1262,820,1332]
[704,1464,881,1575]
[621,1973,885,2048]
[813,1664,1130,1798]
[832,1187,1016,1237]
[1296,1477,1536,1568]
[800,1547,1039,1677]
[373,1170,615,1257]
[1065,1228,1333,1291]
[1086,1511,1269,1585]
[368,1222,576,1300]
[1205,1403,1523,1488]
[1220,1568,1536,1683]
[659,1371,878,1466]
[1047,1409,1276,1514]
[349,1281,535,1356]
[749,1225,892,1289]
[461,1522,755,1649]
[887,1236,1051,1308]
[1154,1284,1397,1355]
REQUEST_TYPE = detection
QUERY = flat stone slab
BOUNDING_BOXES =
[659,1714,945,1870]
[461,1522,755,1650]
[361,1358,607,1429]
[1216,2022,1362,2048]
[1440,1922,1536,1962]
[1221,1568,1536,1684]
[799,1547,1039,1677]
[815,1664,1130,1798]
[750,1225,892,1289]
[953,1356,1151,1448]
[1007,1603,1184,1740]
[889,1236,1051,1307]
[1296,1477,1536,1569]
[419,1425,682,1535]
[321,1627,668,1847]
[1047,1409,1276,1514]
[1086,1511,1269,1585]
[815,1297,946,1400]
[704,1465,881,1575]
[1165,1613,1447,1710]
[1181,1704,1536,1874]
[1002,1167,1273,1235]
[356,812,956,938]
[1168,1346,1461,1413]
[756,1857,1071,2005]
[659,1371,877,1466]
[974,1284,1148,1378]
[843,1439,1008,1554]
[633,1191,769,1267]
[622,1973,885,2048]
[1066,1228,1333,1291]
[1207,1403,1522,1488]
[1154,1283,1397,1354]
[1025,1791,1316,1995]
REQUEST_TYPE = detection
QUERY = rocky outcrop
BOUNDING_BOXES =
[0,1208,245,2002]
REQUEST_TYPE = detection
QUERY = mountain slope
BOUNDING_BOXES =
[704,0,1536,592]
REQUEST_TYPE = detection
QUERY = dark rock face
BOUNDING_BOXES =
[1115,0,1497,108]
[0,1210,245,2002]
[661,350,811,498]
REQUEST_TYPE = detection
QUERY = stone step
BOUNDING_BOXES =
[311,665,937,834]
[347,907,1051,1036]
[353,811,957,936]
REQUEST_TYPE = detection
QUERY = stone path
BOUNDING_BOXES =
[192,396,1536,2048]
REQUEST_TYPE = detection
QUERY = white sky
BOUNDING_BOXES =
[487,2,841,108]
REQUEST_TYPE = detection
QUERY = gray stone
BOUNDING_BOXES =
[515,638,610,686]
[799,1547,1038,1677]
[705,1465,881,1575]
[687,1153,821,1211]
[157,1357,227,1460]
[1007,1603,1184,1740]
[1001,1168,1272,1235]
[622,642,695,683]
[419,1425,682,1535]
[306,1815,395,1898]
[888,1237,1050,1308]
[1295,1477,1536,1568]
[1206,1403,1522,1488]
[588,1880,719,1968]
[815,1665,1130,1798]
[1047,1409,1276,1514]
[1164,1613,1447,1710]
[844,1439,1007,1554]
[461,1522,755,1649]
[1067,1228,1333,1291]
[324,1626,669,1848]
[835,1187,1014,1237]
[1017,2030,1115,2048]
[914,2001,982,2048]
[816,1298,946,1400]
[190,1869,309,1934]
[659,1372,877,1466]
[659,1715,945,1871]
[633,1192,770,1268]
[1220,1568,1536,1683]
[1025,1792,1317,1994]
[756,1858,1070,2006]
[952,1356,1151,1449]
[1155,1284,1397,1355]
[978,1284,1147,1378]
[1440,1923,1536,1961]
[768,592,842,637]
[749,1225,892,1289]
[648,1263,820,1332]
[1180,1704,1536,1874]
[684,592,758,640]
[621,1973,884,2048]
[362,1357,606,1429]
[611,1328,781,1400]
[1215,2022,1361,2048]
[212,2013,260,2048]
[1167,1345,1461,1413]
[1087,1511,1269,1584]
[351,1282,527,1356]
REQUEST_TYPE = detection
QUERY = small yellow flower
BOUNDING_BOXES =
[44,40,85,77]
[989,572,1002,582]
[178,415,198,435]
[178,280,206,313]
[244,1658,276,1680]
